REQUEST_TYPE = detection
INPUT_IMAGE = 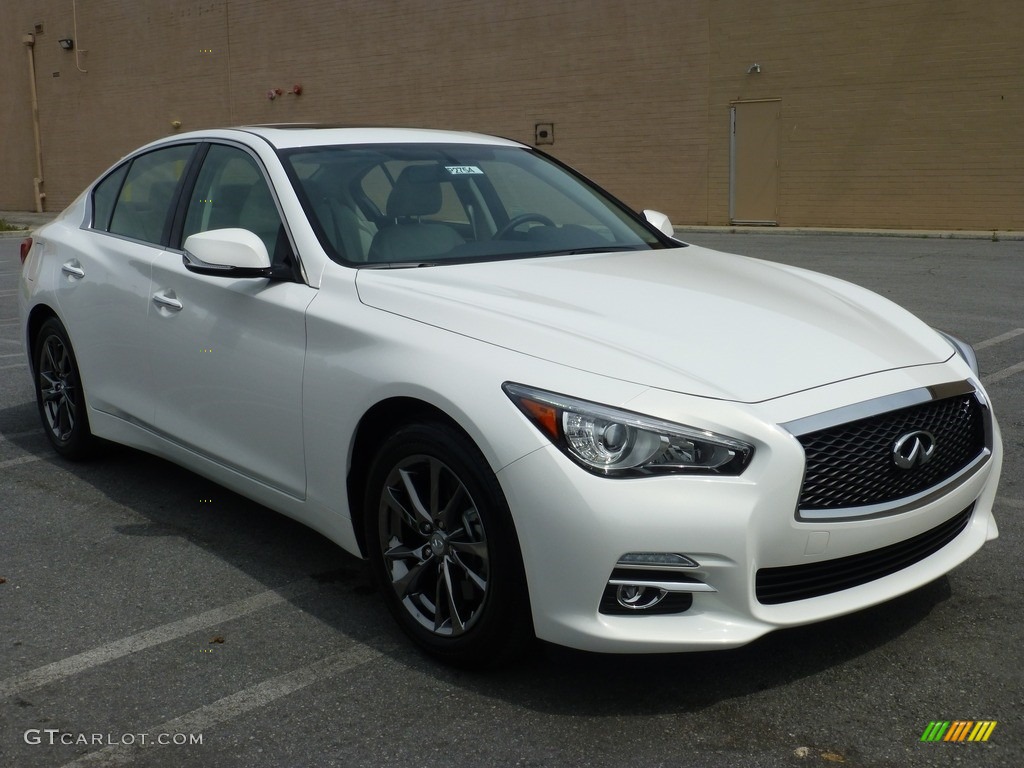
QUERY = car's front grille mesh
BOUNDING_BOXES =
[797,394,986,511]
[755,504,974,604]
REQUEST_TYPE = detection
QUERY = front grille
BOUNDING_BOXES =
[797,394,986,511]
[756,504,974,604]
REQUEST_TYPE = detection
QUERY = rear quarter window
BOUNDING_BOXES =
[91,164,129,231]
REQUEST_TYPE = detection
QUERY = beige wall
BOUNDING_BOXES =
[708,1,1024,230]
[2,1,1021,230]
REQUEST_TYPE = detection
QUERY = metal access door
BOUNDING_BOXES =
[730,100,780,225]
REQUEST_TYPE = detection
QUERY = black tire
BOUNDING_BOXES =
[33,317,98,460]
[363,421,533,667]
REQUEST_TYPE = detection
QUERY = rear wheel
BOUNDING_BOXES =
[364,421,533,667]
[33,317,98,460]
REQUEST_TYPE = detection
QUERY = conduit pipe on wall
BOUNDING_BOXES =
[73,0,88,72]
[22,34,45,213]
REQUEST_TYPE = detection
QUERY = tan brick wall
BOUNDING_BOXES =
[709,0,1024,229]
[221,0,710,223]
[1,0,709,220]
[2,1,1021,230]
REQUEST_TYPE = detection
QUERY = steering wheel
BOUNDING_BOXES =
[494,213,556,239]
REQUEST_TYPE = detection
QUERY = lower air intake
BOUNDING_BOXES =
[756,504,973,604]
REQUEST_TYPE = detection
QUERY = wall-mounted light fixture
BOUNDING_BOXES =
[747,63,761,74]
[58,38,74,51]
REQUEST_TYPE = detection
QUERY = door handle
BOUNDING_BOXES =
[61,261,85,279]
[152,291,183,312]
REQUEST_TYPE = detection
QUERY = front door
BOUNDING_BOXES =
[147,143,314,498]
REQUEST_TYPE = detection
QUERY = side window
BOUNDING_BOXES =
[108,144,194,244]
[183,144,284,258]
[91,164,129,231]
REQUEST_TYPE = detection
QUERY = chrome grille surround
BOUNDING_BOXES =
[783,381,992,521]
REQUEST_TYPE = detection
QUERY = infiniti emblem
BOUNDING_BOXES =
[892,430,937,469]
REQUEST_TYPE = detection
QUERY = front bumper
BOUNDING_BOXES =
[496,373,1002,654]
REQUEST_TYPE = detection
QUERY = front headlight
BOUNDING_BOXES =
[936,329,980,377]
[503,383,754,477]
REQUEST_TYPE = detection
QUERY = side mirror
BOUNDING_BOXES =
[182,228,273,278]
[643,209,675,238]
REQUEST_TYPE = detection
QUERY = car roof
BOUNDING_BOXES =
[157,125,526,151]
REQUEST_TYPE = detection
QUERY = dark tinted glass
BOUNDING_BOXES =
[91,164,128,232]
[183,144,283,258]
[283,144,667,265]
[108,144,194,244]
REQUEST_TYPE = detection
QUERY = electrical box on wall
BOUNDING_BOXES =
[534,123,554,145]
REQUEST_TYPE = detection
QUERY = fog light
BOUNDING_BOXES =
[615,584,668,610]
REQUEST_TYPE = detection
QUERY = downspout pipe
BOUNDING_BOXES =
[22,33,45,213]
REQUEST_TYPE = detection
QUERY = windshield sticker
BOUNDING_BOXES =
[445,165,484,175]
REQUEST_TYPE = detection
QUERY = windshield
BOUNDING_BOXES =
[281,144,671,265]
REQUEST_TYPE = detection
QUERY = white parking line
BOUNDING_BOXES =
[54,500,1024,766]
[0,362,27,370]
[60,644,382,767]
[983,361,1024,385]
[976,328,1024,350]
[0,578,322,700]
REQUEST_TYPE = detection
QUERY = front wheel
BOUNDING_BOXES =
[364,422,533,667]
[33,317,98,460]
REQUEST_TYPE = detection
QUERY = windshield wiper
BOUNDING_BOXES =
[534,245,646,257]
[359,261,441,269]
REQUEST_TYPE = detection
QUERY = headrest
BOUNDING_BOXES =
[386,164,444,218]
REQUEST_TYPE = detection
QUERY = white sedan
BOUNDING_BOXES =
[18,126,1001,666]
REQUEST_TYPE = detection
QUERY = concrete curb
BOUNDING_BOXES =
[0,211,56,237]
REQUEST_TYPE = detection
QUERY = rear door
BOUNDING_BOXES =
[53,143,196,426]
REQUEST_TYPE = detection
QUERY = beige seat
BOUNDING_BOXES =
[368,165,465,262]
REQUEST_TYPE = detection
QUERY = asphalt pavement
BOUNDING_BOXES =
[1,230,1021,768]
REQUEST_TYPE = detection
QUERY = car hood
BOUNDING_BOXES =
[354,245,952,403]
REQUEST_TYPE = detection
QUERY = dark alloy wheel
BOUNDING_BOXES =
[364,421,532,667]
[33,317,97,460]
